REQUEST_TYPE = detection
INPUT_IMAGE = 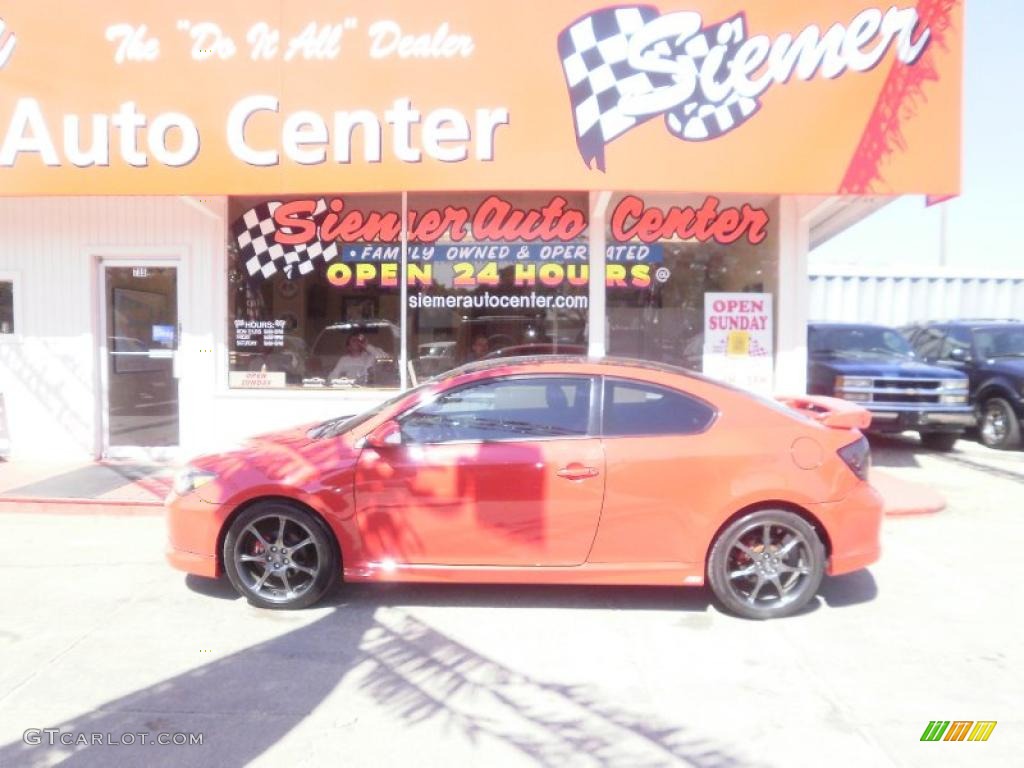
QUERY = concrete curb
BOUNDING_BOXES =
[0,497,163,516]
[871,470,947,516]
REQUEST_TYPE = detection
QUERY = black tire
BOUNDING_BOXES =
[979,397,1021,450]
[223,500,339,610]
[707,509,825,620]
[919,432,959,452]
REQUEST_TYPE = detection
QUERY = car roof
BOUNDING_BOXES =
[321,320,398,331]
[943,319,1022,326]
[807,322,897,330]
[437,354,727,388]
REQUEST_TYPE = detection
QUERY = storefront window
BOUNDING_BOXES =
[406,191,590,382]
[226,191,777,392]
[0,281,12,334]
[605,193,779,388]
[227,194,402,389]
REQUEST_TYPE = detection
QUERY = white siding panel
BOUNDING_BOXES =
[809,270,1024,327]
[0,196,224,460]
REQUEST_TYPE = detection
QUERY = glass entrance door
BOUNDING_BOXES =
[103,265,180,451]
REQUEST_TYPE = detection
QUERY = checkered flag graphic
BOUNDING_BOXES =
[558,6,666,171]
[232,199,339,282]
[557,8,762,170]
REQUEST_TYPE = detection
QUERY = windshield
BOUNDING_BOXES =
[974,327,1024,358]
[809,327,915,359]
[308,381,433,439]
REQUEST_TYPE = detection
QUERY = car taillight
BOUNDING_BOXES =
[837,435,871,481]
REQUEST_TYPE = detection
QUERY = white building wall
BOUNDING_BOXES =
[0,193,813,462]
[0,196,218,459]
[0,196,396,461]
[808,267,1024,326]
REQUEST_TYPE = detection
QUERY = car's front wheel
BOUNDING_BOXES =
[707,509,825,620]
[223,500,339,609]
[979,397,1021,450]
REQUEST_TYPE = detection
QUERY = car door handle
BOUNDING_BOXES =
[556,465,600,480]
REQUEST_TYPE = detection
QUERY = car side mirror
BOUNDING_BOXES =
[948,347,971,362]
[364,420,403,449]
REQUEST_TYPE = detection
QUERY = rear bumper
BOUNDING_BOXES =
[811,481,884,576]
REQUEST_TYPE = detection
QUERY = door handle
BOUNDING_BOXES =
[556,465,599,480]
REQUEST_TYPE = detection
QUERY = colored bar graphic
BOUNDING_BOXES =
[944,721,973,741]
[921,721,949,741]
[968,722,997,742]
[920,720,997,742]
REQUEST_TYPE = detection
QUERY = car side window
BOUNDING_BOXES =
[602,379,715,437]
[912,327,946,360]
[940,327,973,361]
[399,376,592,444]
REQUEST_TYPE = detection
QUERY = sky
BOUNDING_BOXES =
[811,0,1024,272]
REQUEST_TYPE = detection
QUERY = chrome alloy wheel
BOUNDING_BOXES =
[232,514,321,604]
[981,402,1009,446]
[724,521,814,609]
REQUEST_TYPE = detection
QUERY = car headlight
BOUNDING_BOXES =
[940,379,968,391]
[835,376,872,390]
[173,467,218,497]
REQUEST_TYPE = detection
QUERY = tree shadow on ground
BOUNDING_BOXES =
[0,592,776,768]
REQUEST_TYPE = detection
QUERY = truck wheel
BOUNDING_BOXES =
[980,398,1021,450]
[919,432,959,452]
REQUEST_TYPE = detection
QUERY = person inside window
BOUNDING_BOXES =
[329,333,380,384]
[467,334,490,362]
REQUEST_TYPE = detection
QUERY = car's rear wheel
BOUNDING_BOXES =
[223,501,338,610]
[979,397,1021,450]
[919,432,959,452]
[707,509,825,620]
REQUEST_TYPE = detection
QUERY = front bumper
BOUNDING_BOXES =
[165,491,224,578]
[867,407,976,432]
[166,543,219,578]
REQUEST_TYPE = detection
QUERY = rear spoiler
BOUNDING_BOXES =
[776,395,872,430]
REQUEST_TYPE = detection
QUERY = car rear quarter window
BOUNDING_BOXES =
[602,379,715,437]
[400,376,592,443]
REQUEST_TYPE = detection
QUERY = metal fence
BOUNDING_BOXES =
[808,268,1024,326]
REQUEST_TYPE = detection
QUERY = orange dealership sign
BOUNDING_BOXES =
[0,1,961,196]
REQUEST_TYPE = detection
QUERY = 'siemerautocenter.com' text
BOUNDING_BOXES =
[23,729,204,747]
[408,292,588,310]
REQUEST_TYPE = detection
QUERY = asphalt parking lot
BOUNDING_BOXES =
[0,436,1020,768]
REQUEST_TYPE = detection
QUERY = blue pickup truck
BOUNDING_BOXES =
[807,323,975,451]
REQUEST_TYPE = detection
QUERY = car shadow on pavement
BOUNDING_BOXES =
[928,451,1024,483]
[867,435,923,468]
[184,574,241,600]
[817,570,878,609]
[0,598,774,768]
[322,581,716,613]
[186,572,876,615]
